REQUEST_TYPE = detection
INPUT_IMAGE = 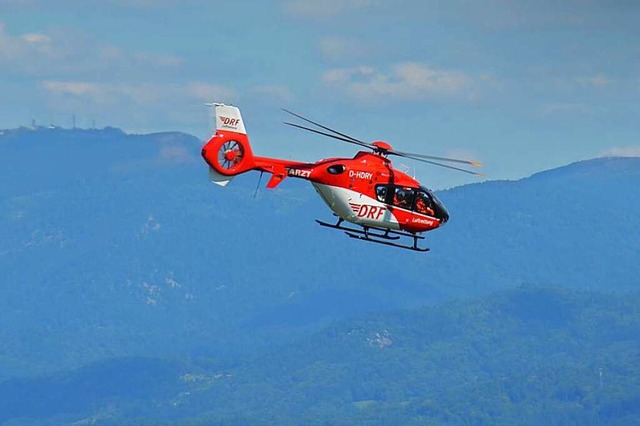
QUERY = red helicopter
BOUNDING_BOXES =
[201,103,482,251]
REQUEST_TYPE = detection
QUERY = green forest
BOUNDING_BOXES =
[2,286,639,425]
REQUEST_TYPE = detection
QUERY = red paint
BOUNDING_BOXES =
[201,128,444,234]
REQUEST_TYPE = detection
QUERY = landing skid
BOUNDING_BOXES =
[345,232,430,252]
[315,218,429,252]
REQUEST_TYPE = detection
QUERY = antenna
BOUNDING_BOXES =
[254,171,264,198]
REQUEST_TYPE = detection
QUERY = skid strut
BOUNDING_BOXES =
[315,218,429,252]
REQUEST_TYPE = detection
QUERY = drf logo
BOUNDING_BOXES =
[219,116,240,128]
[349,203,386,220]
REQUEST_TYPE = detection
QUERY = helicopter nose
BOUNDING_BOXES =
[432,200,449,224]
[438,209,450,225]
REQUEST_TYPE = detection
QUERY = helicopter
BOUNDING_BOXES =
[201,103,483,252]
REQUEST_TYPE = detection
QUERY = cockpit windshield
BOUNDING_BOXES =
[374,184,449,223]
[420,186,449,223]
[392,187,415,210]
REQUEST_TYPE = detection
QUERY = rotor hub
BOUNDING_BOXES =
[372,140,393,155]
[217,140,244,170]
[224,150,238,162]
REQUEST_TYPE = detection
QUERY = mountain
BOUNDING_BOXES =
[425,156,640,296]
[2,286,639,425]
[0,126,638,381]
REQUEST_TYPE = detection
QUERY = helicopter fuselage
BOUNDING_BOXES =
[200,103,472,251]
[202,130,449,234]
[276,152,449,233]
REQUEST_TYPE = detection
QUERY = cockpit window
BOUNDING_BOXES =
[419,185,449,223]
[414,191,435,216]
[392,187,415,209]
[375,185,447,220]
[327,164,346,174]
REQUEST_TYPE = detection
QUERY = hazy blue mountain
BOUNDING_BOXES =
[2,287,639,425]
[1,126,638,381]
[425,156,640,296]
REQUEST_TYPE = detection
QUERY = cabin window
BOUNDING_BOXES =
[392,187,415,210]
[327,164,346,174]
[375,185,388,202]
[414,190,435,215]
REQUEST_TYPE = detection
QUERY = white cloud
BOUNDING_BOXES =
[318,36,366,61]
[21,33,51,44]
[39,80,237,133]
[322,66,375,84]
[42,81,102,97]
[574,74,612,88]
[284,0,374,18]
[0,0,36,8]
[251,85,295,103]
[599,146,640,157]
[322,62,472,101]
[41,80,236,108]
[0,22,54,63]
[184,82,237,103]
[539,102,592,116]
[0,22,182,77]
[0,0,195,9]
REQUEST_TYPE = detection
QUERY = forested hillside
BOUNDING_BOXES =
[1,287,638,425]
[1,127,638,382]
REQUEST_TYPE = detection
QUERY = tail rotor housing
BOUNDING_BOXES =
[201,104,256,180]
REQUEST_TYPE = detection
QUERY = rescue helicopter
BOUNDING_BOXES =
[201,103,483,252]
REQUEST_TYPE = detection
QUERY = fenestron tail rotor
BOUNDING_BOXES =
[218,140,245,170]
[283,109,484,176]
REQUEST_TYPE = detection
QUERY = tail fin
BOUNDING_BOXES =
[201,103,256,185]
[211,103,247,135]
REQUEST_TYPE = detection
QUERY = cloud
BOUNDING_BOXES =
[251,85,295,103]
[318,36,366,61]
[0,0,36,9]
[322,62,472,101]
[0,22,55,64]
[538,102,592,116]
[0,0,196,9]
[41,80,236,108]
[574,74,612,88]
[38,79,238,134]
[0,22,182,77]
[284,0,374,18]
[184,82,237,103]
[599,146,640,158]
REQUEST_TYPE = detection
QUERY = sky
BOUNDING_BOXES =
[1,0,638,188]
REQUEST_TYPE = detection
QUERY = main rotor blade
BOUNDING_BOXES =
[395,154,484,176]
[284,122,373,149]
[282,108,370,146]
[392,150,483,167]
